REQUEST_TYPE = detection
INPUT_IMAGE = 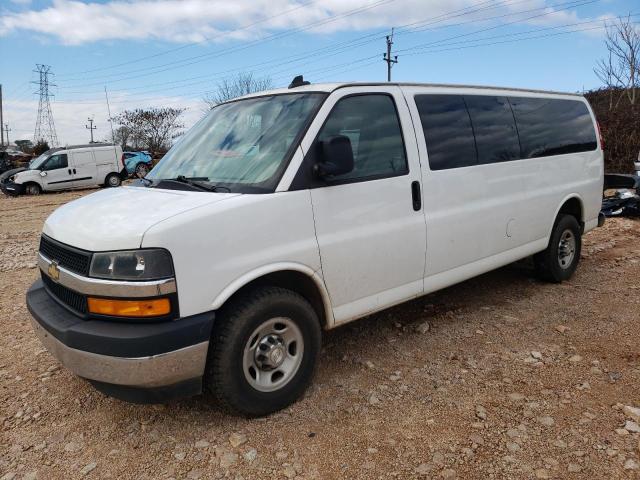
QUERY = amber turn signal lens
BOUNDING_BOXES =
[87,297,171,317]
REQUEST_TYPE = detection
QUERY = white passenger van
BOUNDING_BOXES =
[26,79,604,416]
[4,143,123,195]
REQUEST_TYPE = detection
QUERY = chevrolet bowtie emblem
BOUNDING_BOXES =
[48,261,60,282]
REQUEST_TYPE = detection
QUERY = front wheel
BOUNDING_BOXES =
[205,287,321,416]
[534,214,582,283]
[24,183,41,195]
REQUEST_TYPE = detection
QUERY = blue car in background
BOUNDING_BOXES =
[122,151,153,177]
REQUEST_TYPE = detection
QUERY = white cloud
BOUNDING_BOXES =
[5,93,204,146]
[0,0,598,45]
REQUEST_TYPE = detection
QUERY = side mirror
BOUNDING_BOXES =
[314,135,354,178]
[40,171,47,177]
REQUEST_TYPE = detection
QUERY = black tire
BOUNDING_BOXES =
[534,214,582,283]
[24,183,41,196]
[134,162,149,178]
[104,173,121,188]
[205,286,321,417]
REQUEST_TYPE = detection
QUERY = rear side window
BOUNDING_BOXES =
[415,95,477,170]
[510,97,597,158]
[317,94,407,181]
[464,95,520,164]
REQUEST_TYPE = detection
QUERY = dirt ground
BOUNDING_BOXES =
[1,189,639,480]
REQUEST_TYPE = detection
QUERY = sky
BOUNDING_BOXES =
[0,0,636,146]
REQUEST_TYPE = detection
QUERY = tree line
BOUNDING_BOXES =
[587,15,640,173]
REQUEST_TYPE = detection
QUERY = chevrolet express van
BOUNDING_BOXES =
[2,144,123,195]
[26,80,604,416]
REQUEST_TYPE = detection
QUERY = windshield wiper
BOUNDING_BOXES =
[160,176,231,193]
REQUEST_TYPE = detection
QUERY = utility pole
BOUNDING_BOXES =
[383,28,398,82]
[85,117,96,143]
[4,124,11,145]
[32,64,58,147]
[0,85,4,146]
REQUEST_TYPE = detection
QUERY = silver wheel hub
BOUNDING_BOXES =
[558,229,576,269]
[243,317,303,393]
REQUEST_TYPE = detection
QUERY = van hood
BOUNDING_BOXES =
[13,169,40,183]
[43,186,240,251]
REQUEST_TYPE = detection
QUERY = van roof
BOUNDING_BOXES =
[63,143,116,150]
[236,82,583,100]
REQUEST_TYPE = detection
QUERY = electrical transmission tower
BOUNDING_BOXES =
[32,64,58,146]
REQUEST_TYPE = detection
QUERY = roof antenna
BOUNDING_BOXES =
[288,75,310,89]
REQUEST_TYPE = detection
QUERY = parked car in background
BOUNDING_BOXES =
[122,151,153,177]
[0,151,14,174]
[27,80,604,416]
[1,144,123,196]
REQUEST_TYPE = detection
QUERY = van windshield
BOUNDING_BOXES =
[146,93,326,193]
[29,151,54,170]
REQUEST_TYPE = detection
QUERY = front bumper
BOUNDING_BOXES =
[26,280,215,402]
[0,180,24,196]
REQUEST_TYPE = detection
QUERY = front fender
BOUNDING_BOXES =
[210,262,335,327]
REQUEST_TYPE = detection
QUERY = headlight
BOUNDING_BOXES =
[89,249,174,281]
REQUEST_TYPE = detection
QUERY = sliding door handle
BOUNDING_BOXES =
[411,181,421,211]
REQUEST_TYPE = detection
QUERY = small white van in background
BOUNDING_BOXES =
[26,79,604,416]
[2,143,123,195]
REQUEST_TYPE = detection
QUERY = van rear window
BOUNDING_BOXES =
[415,94,597,170]
[509,97,597,158]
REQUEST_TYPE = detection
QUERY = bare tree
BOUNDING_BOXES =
[203,72,273,109]
[113,107,185,155]
[595,15,640,109]
[113,126,132,151]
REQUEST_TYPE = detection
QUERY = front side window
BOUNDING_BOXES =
[43,154,68,171]
[317,94,407,181]
[147,93,325,192]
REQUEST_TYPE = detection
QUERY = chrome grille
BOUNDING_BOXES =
[41,272,88,314]
[39,235,92,276]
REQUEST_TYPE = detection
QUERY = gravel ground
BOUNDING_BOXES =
[1,189,639,480]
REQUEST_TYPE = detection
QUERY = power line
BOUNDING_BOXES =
[57,0,397,86]
[12,0,609,117]
[54,0,587,98]
[396,14,639,56]
[394,0,601,54]
[53,0,541,101]
[56,0,321,78]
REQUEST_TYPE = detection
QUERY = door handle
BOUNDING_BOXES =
[73,168,76,174]
[411,181,421,211]
[68,169,71,175]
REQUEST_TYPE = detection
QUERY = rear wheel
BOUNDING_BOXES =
[105,173,121,188]
[205,286,321,417]
[534,214,582,282]
[134,162,149,178]
[24,183,41,196]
